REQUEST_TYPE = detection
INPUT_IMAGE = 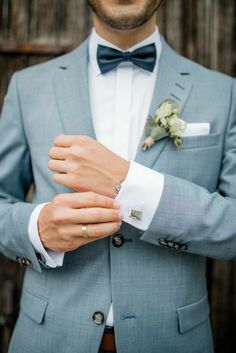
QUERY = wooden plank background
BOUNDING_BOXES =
[0,1,235,352]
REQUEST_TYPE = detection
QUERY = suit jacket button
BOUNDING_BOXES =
[22,258,27,266]
[93,311,104,325]
[16,257,23,265]
[167,241,174,248]
[158,238,167,247]
[25,259,32,267]
[112,234,124,247]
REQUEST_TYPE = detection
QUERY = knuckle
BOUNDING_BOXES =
[51,211,63,224]
[68,146,79,159]
[52,194,66,206]
[68,162,79,174]
[75,135,89,144]
[52,195,61,206]
[54,134,64,144]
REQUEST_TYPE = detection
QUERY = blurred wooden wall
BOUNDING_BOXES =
[0,0,235,352]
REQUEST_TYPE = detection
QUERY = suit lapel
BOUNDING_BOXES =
[53,39,96,139]
[135,38,193,169]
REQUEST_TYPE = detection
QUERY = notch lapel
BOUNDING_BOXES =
[135,38,193,169]
[53,39,96,139]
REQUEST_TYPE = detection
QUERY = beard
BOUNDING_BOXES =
[87,0,163,30]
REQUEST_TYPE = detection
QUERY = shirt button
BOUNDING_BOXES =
[112,234,124,248]
[92,311,104,325]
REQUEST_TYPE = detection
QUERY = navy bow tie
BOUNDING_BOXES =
[97,43,157,74]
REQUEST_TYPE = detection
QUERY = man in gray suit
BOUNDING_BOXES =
[0,0,235,352]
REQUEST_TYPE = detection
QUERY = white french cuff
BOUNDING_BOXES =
[28,203,65,268]
[116,161,164,230]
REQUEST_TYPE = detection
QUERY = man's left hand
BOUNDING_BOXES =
[48,135,130,198]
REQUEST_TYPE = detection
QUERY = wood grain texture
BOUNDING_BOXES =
[0,1,235,352]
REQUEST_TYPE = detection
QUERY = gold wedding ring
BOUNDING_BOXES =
[81,225,89,239]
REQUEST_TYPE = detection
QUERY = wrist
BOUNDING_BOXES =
[37,203,51,246]
[110,160,130,198]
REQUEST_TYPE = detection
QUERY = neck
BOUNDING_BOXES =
[93,14,157,50]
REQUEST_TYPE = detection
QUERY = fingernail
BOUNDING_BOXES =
[113,201,120,209]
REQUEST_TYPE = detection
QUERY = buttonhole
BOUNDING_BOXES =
[170,93,181,101]
[121,314,137,320]
[175,82,185,90]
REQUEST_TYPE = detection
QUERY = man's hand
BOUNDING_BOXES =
[48,135,130,198]
[38,192,122,252]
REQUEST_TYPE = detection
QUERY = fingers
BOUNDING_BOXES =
[61,221,122,239]
[38,194,122,253]
[53,192,119,210]
[52,173,72,188]
[49,146,67,160]
[54,134,94,147]
[48,159,67,173]
[54,134,78,147]
[48,220,122,252]
[58,207,122,224]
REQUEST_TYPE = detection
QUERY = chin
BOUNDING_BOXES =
[88,0,161,30]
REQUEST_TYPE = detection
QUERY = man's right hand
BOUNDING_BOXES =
[38,192,122,252]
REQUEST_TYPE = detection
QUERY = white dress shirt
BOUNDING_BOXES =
[28,27,165,326]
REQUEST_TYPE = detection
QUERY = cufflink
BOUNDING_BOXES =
[129,209,143,221]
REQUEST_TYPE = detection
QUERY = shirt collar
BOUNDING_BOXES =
[89,26,162,76]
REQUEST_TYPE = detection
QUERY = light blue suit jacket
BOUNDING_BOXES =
[0,36,236,353]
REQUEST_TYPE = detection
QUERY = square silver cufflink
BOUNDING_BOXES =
[129,209,143,221]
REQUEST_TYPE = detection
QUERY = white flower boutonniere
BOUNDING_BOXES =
[141,99,187,151]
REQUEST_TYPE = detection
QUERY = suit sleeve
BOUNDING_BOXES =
[0,73,42,272]
[140,78,236,261]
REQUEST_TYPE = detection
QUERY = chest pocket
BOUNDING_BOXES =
[164,133,220,151]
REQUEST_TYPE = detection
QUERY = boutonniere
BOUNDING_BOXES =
[141,99,187,151]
